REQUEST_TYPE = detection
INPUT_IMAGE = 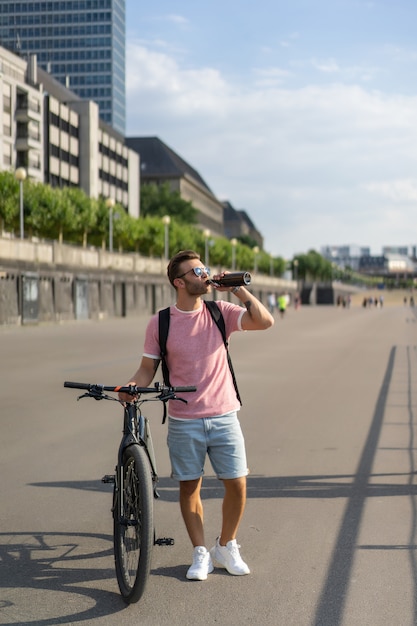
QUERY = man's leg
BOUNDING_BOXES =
[210,475,250,575]
[179,477,205,547]
[180,477,214,581]
[219,476,246,545]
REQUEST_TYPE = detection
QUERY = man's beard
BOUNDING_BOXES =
[183,278,210,296]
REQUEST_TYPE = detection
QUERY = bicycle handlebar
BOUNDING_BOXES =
[63,381,197,395]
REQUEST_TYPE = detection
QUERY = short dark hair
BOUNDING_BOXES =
[167,250,200,287]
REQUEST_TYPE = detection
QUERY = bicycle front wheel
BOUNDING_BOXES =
[114,444,154,604]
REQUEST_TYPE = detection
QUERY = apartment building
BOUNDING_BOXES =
[0,47,43,182]
[0,45,139,217]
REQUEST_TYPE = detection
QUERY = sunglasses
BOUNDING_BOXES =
[177,266,211,279]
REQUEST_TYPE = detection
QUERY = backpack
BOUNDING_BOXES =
[158,301,242,422]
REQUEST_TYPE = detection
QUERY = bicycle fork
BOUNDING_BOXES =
[103,460,174,545]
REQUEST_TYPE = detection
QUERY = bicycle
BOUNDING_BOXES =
[63,380,196,604]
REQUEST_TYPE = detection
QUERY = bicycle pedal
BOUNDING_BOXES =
[101,474,115,484]
[154,537,175,546]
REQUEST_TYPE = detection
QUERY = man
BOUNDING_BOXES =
[119,250,274,581]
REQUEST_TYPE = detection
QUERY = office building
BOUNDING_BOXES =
[0,45,139,216]
[223,201,263,248]
[382,246,409,257]
[321,245,371,270]
[0,0,126,135]
[0,46,44,182]
[127,136,224,236]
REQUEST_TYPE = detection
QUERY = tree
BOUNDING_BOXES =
[0,171,19,233]
[63,187,97,246]
[236,233,260,249]
[24,183,76,241]
[293,250,333,282]
[141,182,197,224]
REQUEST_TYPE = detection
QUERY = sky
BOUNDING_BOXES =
[125,0,417,259]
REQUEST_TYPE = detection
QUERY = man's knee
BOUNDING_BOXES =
[180,478,202,499]
[222,476,246,496]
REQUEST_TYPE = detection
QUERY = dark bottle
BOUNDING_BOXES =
[208,271,251,287]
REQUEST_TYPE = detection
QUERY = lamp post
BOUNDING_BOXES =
[231,238,237,270]
[270,254,274,276]
[253,246,260,273]
[293,259,299,283]
[203,229,211,266]
[15,167,27,239]
[106,197,115,253]
[162,215,171,259]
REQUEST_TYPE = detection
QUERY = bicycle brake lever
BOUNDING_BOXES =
[77,391,103,401]
[160,394,188,424]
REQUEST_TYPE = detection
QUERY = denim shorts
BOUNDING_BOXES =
[167,412,248,481]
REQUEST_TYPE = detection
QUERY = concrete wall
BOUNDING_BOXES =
[0,236,297,326]
[0,266,171,326]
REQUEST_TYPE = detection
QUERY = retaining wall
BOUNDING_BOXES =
[0,237,296,326]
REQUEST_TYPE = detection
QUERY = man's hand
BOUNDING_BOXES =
[211,271,235,293]
[118,382,138,403]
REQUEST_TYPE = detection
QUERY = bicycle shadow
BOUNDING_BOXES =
[0,530,127,626]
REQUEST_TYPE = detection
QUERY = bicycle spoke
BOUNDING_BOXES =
[114,446,153,603]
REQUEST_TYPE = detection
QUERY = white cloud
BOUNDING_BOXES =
[253,67,292,87]
[165,14,189,26]
[126,43,417,257]
[311,58,341,73]
[126,44,230,113]
[364,180,417,203]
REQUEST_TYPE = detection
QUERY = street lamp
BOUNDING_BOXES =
[15,167,27,239]
[106,197,115,253]
[231,238,238,270]
[293,259,299,282]
[253,246,260,273]
[203,229,211,266]
[162,215,171,259]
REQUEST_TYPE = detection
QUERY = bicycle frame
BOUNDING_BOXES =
[115,402,159,515]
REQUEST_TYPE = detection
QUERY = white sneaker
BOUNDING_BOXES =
[210,538,250,576]
[186,546,214,581]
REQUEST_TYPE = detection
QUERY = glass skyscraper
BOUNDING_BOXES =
[0,0,126,135]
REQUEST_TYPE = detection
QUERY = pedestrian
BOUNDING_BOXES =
[118,250,274,581]
[278,293,287,318]
[267,292,276,314]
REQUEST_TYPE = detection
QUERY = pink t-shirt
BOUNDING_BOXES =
[143,301,245,419]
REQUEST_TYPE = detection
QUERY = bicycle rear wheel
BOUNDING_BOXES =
[114,444,154,604]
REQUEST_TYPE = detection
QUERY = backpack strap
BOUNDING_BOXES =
[158,306,171,388]
[158,306,172,424]
[204,301,242,405]
[158,302,242,420]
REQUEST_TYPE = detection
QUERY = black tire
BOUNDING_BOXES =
[113,444,154,604]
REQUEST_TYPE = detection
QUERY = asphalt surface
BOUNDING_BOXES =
[1,300,417,626]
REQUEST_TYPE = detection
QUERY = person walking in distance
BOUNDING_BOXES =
[277,293,287,319]
[118,250,274,581]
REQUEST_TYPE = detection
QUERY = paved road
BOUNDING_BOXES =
[1,301,417,626]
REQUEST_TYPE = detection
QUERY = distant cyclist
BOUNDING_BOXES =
[119,249,274,581]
